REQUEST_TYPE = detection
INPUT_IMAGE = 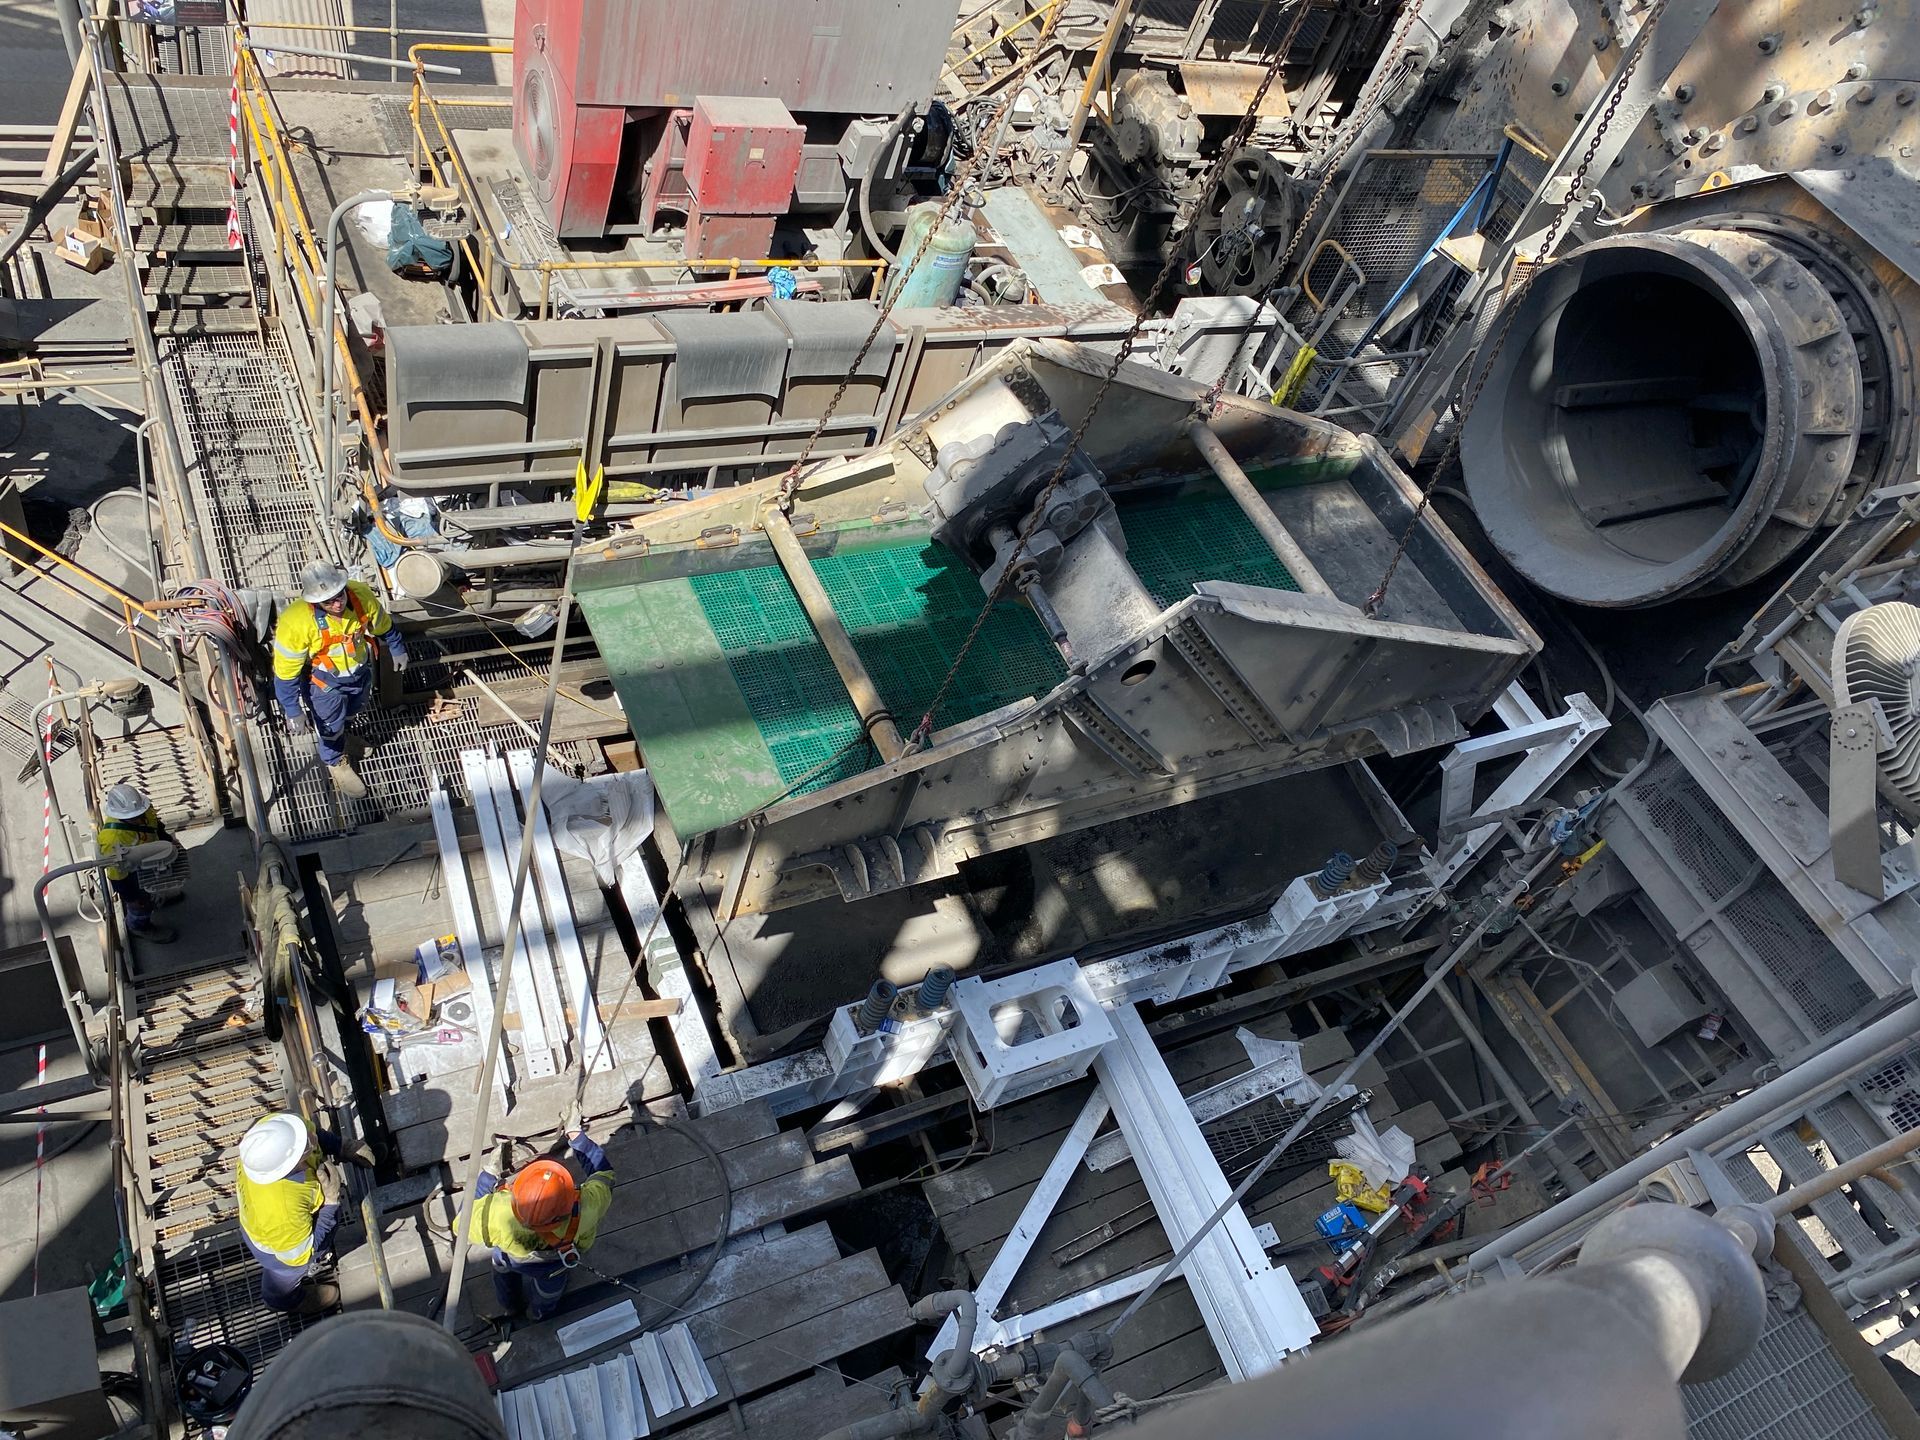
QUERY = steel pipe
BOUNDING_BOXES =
[320,188,402,532]
[35,844,174,1079]
[1466,996,1920,1274]
[1123,1207,1764,1440]
[1768,1121,1920,1219]
[761,505,905,760]
[1187,422,1335,597]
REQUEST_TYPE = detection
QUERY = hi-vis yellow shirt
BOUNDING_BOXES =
[237,1150,327,1264]
[272,581,394,684]
[98,805,165,883]
[469,1171,615,1262]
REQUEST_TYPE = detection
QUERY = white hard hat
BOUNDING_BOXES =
[239,1112,311,1184]
[298,561,349,604]
[103,784,150,821]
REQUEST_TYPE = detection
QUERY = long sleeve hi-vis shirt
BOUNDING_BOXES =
[469,1133,615,1264]
[98,806,169,883]
[271,580,406,716]
[237,1148,338,1266]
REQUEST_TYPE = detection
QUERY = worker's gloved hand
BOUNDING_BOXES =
[284,711,310,737]
[390,652,410,674]
[495,1139,514,1176]
[320,1169,342,1205]
[342,1140,377,1170]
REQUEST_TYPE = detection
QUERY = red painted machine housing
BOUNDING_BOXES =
[511,0,959,240]
[513,0,624,237]
[685,96,805,216]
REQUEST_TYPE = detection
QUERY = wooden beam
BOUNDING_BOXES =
[38,50,95,189]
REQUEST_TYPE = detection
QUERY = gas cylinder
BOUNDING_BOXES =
[885,201,977,308]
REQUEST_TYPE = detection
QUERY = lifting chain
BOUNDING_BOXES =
[903,1,1321,750]
[1362,0,1671,617]
[771,8,1068,515]
[1203,0,1434,413]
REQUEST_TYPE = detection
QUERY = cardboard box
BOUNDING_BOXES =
[72,191,112,241]
[53,229,109,273]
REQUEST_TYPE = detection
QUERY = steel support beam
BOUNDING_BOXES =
[507,750,613,1074]
[429,780,512,1105]
[462,750,558,1079]
[1095,1004,1316,1379]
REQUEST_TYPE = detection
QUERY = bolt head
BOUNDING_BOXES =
[1761,83,1785,104]
[1758,32,1781,52]
[1898,87,1916,106]
[1774,98,1799,119]
[1675,83,1696,103]
[1738,114,1760,133]
[1702,132,1726,153]
[1815,88,1838,110]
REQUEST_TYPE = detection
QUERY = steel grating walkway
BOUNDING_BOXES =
[129,954,319,1373]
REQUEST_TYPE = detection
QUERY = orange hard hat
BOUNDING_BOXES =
[509,1158,580,1231]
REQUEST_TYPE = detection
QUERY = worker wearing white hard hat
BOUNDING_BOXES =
[272,560,409,802]
[97,784,178,944]
[236,1111,373,1315]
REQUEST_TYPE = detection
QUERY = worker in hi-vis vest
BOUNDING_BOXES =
[468,1124,615,1326]
[97,783,179,944]
[273,561,408,801]
[236,1112,344,1316]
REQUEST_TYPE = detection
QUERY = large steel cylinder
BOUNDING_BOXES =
[1462,229,1865,607]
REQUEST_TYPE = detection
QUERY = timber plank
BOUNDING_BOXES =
[490,1225,843,1383]
[717,1286,912,1396]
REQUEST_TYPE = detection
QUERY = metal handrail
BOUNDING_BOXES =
[0,516,162,673]
[235,46,425,551]
[405,45,890,319]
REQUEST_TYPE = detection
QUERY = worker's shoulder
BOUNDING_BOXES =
[274,597,316,634]
[345,578,386,609]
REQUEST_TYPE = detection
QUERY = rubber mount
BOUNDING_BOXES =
[1578,1203,1768,1383]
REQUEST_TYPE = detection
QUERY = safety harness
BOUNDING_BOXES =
[307,589,379,685]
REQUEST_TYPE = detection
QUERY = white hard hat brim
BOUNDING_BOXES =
[240,1112,311,1183]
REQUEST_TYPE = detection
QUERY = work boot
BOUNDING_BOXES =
[328,760,369,800]
[295,1280,340,1317]
[133,923,178,945]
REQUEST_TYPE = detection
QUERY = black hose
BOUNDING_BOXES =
[621,1112,733,1333]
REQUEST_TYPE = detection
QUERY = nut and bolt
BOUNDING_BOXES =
[1897,87,1916,106]
[1846,62,1872,80]
[1737,115,1760,133]
[1757,32,1781,53]
[1774,98,1799,119]
[1701,132,1726,154]
[1674,83,1696,103]
[1760,83,1785,103]
[1814,88,1838,111]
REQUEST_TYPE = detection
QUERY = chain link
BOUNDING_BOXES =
[1362,0,1670,617]
[904,2,1321,749]
[772,11,1067,515]
[1204,0,1433,412]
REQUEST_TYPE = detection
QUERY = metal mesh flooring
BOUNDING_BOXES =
[159,329,325,592]
[99,723,222,828]
[132,956,280,1242]
[155,1227,315,1372]
[103,73,235,164]
[259,697,598,840]
[1684,1297,1891,1440]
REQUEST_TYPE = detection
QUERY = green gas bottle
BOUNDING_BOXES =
[885,201,978,309]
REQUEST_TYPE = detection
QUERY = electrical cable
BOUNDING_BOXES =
[0,1120,100,1188]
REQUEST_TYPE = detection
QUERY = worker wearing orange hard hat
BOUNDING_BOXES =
[468,1124,614,1324]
